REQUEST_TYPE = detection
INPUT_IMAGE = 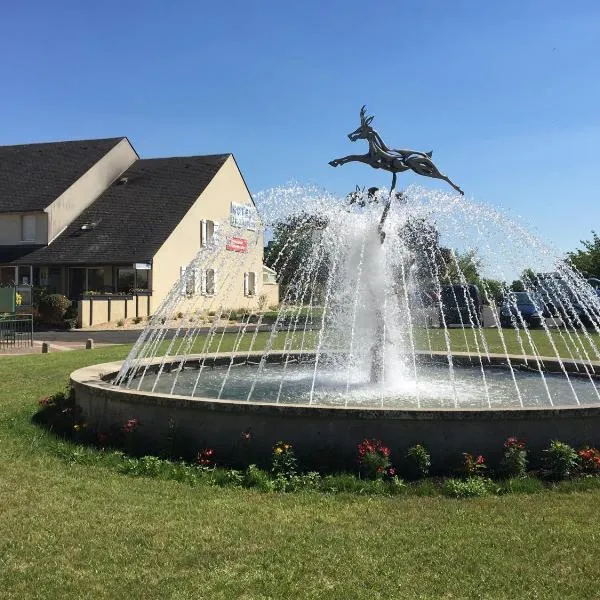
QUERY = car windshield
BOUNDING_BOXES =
[441,286,477,306]
[512,292,535,306]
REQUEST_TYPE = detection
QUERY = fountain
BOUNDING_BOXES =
[71,108,600,470]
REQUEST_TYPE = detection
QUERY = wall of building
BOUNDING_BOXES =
[0,212,48,245]
[152,156,269,313]
[46,138,138,242]
[78,295,151,328]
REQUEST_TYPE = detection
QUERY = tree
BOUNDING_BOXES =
[567,231,600,278]
[264,212,330,303]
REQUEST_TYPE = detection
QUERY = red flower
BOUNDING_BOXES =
[196,448,215,467]
[122,418,139,433]
[387,467,397,477]
[476,455,485,465]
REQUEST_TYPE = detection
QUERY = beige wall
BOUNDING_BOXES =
[46,138,137,242]
[0,212,48,245]
[78,295,151,328]
[152,156,268,312]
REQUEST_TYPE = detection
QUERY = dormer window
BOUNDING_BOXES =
[21,214,36,242]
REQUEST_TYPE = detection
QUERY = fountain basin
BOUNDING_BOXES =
[71,352,600,472]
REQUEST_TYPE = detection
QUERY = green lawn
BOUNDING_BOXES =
[146,327,600,361]
[2,339,600,598]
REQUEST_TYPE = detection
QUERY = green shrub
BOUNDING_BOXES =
[38,294,71,325]
[406,444,431,479]
[544,440,579,480]
[462,452,487,477]
[577,446,600,475]
[132,316,143,324]
[500,437,528,478]
[244,465,275,491]
[271,441,298,479]
[116,319,125,327]
[357,439,392,480]
[443,477,490,498]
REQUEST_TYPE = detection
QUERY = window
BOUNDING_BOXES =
[244,271,256,296]
[17,266,32,285]
[201,220,215,247]
[21,215,36,242]
[135,268,149,291]
[117,267,135,293]
[0,266,16,285]
[87,268,105,292]
[205,269,215,295]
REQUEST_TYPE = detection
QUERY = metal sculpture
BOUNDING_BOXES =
[330,106,464,196]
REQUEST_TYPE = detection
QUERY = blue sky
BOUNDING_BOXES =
[1,0,599,255]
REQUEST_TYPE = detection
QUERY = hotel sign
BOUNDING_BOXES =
[231,202,257,230]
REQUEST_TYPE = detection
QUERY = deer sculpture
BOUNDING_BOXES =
[329,106,464,196]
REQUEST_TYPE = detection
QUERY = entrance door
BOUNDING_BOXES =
[68,268,86,299]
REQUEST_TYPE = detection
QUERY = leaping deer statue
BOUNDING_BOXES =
[329,106,464,196]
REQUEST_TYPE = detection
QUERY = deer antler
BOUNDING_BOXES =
[360,105,367,123]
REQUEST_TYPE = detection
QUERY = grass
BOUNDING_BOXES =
[2,340,600,598]
[143,327,600,361]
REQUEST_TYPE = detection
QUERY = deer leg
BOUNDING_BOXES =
[329,154,377,168]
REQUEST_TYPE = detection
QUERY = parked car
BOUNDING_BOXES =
[439,284,482,326]
[533,276,596,328]
[499,292,544,328]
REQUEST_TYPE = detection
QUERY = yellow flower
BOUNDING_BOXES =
[274,447,283,455]
[73,424,80,431]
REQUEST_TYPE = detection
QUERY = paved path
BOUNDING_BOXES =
[32,326,274,344]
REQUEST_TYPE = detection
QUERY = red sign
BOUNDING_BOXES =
[226,237,248,253]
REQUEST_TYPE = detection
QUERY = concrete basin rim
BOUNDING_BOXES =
[70,354,600,419]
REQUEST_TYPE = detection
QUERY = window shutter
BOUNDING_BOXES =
[243,272,249,296]
[213,269,217,295]
[212,221,220,246]
[195,268,203,295]
[200,220,207,247]
[198,269,206,295]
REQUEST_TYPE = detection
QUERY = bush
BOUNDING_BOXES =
[132,316,143,324]
[544,440,578,480]
[271,441,298,479]
[406,444,431,479]
[462,452,487,477]
[443,477,490,498]
[500,437,528,478]
[116,319,125,327]
[38,294,71,325]
[578,446,600,475]
[357,439,392,480]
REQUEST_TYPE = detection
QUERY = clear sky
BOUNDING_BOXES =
[1,0,599,255]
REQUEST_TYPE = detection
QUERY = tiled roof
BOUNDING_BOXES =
[0,244,45,263]
[9,154,230,265]
[0,137,126,212]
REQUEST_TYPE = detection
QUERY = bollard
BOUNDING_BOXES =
[41,342,49,354]
[86,338,94,350]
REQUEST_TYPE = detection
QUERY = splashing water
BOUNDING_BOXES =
[114,184,600,408]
